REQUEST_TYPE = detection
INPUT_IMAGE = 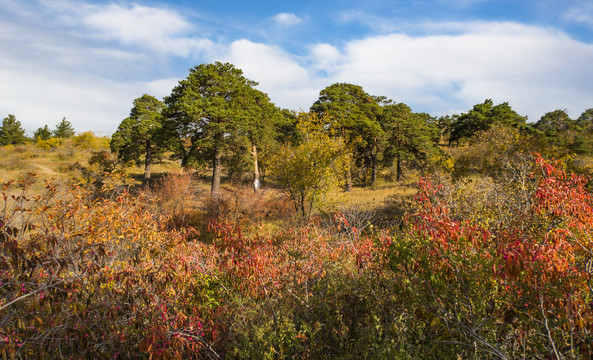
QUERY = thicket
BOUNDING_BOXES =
[2,149,593,359]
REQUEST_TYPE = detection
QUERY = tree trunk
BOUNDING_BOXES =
[144,145,152,185]
[396,153,402,182]
[252,143,260,193]
[370,143,377,186]
[344,153,352,192]
[371,156,377,186]
[211,147,222,199]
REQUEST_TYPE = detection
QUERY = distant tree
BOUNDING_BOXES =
[165,62,266,198]
[449,100,526,145]
[534,109,572,134]
[577,108,593,124]
[532,109,581,151]
[54,118,75,138]
[111,94,167,183]
[310,83,382,189]
[380,103,439,181]
[435,115,455,145]
[0,114,27,146]
[33,125,53,140]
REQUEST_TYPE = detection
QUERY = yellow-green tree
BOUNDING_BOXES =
[270,113,345,219]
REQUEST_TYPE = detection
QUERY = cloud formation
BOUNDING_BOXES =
[271,13,303,27]
[1,0,592,134]
[220,22,593,120]
[563,3,593,28]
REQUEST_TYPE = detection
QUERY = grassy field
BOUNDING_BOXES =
[0,139,421,229]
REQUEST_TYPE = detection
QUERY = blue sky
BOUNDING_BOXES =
[1,0,593,134]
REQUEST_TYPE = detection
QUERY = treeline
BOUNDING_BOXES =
[106,62,593,197]
[4,61,592,196]
[0,116,76,145]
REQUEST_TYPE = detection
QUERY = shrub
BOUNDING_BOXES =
[73,132,109,150]
[0,175,221,359]
[35,137,62,150]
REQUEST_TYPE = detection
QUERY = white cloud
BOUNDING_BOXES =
[309,44,343,74]
[211,22,593,120]
[84,3,192,42]
[0,65,138,135]
[81,3,214,56]
[271,13,303,27]
[221,40,321,110]
[563,3,593,28]
[303,22,593,120]
[37,0,213,56]
[1,0,592,135]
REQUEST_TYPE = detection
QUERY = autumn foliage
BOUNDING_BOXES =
[2,154,593,358]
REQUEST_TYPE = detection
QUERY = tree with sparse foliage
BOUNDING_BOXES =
[165,62,268,197]
[239,88,284,192]
[0,114,27,146]
[270,113,345,219]
[33,125,53,141]
[53,117,75,138]
[111,94,167,183]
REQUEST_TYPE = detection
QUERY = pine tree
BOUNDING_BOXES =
[0,114,27,145]
[54,118,75,138]
[165,62,273,197]
[111,94,168,183]
[34,125,53,140]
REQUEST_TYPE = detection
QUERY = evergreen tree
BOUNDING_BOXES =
[310,83,382,189]
[111,94,168,183]
[0,114,27,146]
[380,103,439,181]
[54,118,75,138]
[165,62,269,198]
[34,125,53,140]
[239,88,284,192]
[449,100,526,145]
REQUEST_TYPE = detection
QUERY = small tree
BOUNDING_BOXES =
[111,94,167,183]
[33,125,53,140]
[270,113,345,219]
[53,117,75,138]
[0,114,27,146]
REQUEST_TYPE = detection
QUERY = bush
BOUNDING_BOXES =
[0,174,221,359]
[73,132,110,150]
[35,137,62,150]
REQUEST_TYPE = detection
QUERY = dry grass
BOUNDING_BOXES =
[1,141,425,232]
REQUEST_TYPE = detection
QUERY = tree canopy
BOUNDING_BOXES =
[310,83,382,189]
[449,99,527,145]
[111,94,168,183]
[165,62,273,197]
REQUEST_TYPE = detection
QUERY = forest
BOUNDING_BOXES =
[2,61,593,359]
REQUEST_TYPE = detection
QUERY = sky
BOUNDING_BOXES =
[1,0,593,135]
